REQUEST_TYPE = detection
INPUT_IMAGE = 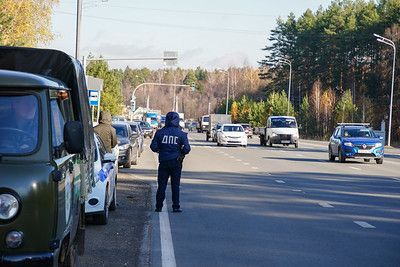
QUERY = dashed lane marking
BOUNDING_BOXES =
[275,180,285,184]
[236,159,242,162]
[251,167,259,170]
[318,202,334,208]
[243,163,250,165]
[296,154,304,157]
[353,221,376,229]
[229,156,235,159]
[292,189,302,192]
[349,166,362,171]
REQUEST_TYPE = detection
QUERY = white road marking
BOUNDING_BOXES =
[292,189,302,192]
[318,202,334,208]
[353,221,376,229]
[251,167,259,170]
[275,180,285,184]
[296,154,304,157]
[159,202,176,267]
[229,156,235,159]
[236,159,242,162]
[243,163,250,165]
[349,167,362,171]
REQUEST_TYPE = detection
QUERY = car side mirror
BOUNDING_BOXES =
[102,153,116,164]
[64,121,84,154]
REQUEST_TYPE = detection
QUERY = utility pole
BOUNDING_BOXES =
[75,0,82,59]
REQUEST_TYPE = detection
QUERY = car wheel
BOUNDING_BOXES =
[376,158,383,164]
[60,238,79,267]
[93,189,109,225]
[123,150,132,168]
[338,147,346,163]
[295,142,298,148]
[109,183,117,211]
[328,146,335,161]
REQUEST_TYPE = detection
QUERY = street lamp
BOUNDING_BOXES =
[217,69,230,115]
[374,33,397,147]
[279,58,292,116]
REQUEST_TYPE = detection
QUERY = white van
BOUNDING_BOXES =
[265,116,299,148]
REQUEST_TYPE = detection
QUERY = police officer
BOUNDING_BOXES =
[150,111,191,212]
[94,111,117,153]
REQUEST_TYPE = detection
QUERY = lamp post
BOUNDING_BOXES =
[374,33,396,147]
[279,58,292,116]
[217,70,230,114]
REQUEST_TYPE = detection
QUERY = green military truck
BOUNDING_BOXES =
[0,47,95,266]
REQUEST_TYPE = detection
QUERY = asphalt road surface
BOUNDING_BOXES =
[81,132,400,267]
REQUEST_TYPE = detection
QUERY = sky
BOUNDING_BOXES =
[46,0,333,70]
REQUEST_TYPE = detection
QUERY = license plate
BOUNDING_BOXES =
[359,149,370,153]
[281,140,290,144]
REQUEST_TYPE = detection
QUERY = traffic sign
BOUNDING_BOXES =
[89,90,99,106]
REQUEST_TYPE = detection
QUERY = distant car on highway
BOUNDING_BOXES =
[86,134,117,225]
[112,122,139,168]
[217,124,247,147]
[241,123,253,138]
[328,123,384,164]
[128,121,144,156]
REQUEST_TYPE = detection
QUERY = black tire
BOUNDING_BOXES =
[123,150,131,168]
[294,142,298,148]
[109,183,117,211]
[338,147,346,163]
[328,147,335,162]
[61,241,78,267]
[268,138,273,147]
[93,190,109,225]
[376,158,383,164]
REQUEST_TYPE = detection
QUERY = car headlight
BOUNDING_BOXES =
[293,133,299,138]
[374,142,383,148]
[119,143,130,150]
[344,142,353,147]
[271,133,278,137]
[0,194,19,220]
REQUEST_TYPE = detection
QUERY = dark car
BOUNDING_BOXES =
[135,120,153,138]
[241,123,253,138]
[328,123,384,164]
[112,122,139,168]
[128,121,144,156]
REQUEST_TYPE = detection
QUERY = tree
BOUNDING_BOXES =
[299,96,311,137]
[335,89,357,123]
[0,0,59,46]
[87,59,123,115]
[266,91,295,117]
[231,101,239,122]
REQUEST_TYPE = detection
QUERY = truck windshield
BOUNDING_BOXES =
[203,116,209,123]
[0,94,39,154]
[271,118,297,128]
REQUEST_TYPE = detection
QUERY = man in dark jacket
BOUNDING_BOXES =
[150,111,191,212]
[94,111,117,153]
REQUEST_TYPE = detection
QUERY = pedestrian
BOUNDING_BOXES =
[94,110,117,153]
[150,111,191,212]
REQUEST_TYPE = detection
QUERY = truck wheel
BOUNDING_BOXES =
[109,183,117,211]
[295,142,298,148]
[376,158,383,164]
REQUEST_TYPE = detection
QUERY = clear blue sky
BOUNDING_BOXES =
[46,0,333,70]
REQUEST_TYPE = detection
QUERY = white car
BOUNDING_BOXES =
[85,134,118,225]
[217,124,247,147]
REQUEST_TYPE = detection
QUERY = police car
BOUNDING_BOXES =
[328,123,384,164]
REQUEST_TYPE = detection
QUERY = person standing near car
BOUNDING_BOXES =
[94,110,117,153]
[150,111,191,213]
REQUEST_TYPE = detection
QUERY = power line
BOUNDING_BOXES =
[55,11,266,35]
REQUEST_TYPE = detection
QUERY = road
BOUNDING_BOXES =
[82,132,400,267]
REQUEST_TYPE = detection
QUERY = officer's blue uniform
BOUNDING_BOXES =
[150,112,191,211]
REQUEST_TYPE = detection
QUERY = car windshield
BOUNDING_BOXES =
[203,116,209,123]
[271,118,297,128]
[113,125,128,137]
[342,128,375,138]
[0,94,39,154]
[223,125,243,132]
[129,124,138,133]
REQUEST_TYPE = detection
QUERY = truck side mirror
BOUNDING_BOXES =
[64,121,84,154]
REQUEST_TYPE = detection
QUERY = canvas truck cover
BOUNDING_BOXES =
[0,46,95,199]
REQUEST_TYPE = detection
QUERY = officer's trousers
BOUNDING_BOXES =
[156,159,182,210]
